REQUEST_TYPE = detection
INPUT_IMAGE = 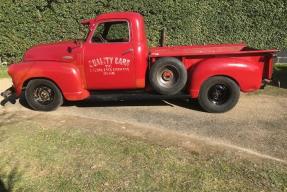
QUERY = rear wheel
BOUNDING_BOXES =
[149,57,187,95]
[25,79,63,111]
[198,76,240,113]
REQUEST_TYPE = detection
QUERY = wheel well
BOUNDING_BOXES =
[208,75,240,87]
[22,77,64,97]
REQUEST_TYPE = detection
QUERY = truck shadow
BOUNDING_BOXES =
[167,99,203,111]
[63,97,203,112]
[8,93,204,112]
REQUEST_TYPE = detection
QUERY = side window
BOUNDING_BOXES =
[92,21,130,43]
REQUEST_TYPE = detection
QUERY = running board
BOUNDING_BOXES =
[89,90,191,102]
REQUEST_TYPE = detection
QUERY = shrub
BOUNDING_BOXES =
[1,0,287,64]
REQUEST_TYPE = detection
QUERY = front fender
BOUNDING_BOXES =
[9,61,90,101]
[189,57,263,98]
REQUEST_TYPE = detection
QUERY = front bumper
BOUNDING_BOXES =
[0,86,17,105]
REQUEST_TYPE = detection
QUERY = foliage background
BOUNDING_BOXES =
[0,0,287,63]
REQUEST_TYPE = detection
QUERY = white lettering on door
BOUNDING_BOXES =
[88,57,131,76]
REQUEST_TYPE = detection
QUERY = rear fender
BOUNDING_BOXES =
[11,61,89,101]
[188,57,263,98]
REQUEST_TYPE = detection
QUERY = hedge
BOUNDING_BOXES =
[1,0,287,64]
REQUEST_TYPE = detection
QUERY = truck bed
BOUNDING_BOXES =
[149,43,276,57]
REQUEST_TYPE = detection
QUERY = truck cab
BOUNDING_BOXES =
[82,12,148,90]
[5,12,277,113]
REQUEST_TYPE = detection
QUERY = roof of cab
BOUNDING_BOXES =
[81,12,143,25]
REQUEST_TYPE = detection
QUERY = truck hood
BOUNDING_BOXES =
[23,40,81,63]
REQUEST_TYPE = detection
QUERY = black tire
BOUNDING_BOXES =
[149,57,187,95]
[25,79,63,111]
[198,76,240,113]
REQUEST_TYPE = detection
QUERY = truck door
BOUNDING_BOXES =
[84,20,135,90]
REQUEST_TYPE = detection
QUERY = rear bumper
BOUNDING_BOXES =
[260,79,272,89]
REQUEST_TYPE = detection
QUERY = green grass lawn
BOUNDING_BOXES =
[0,67,8,78]
[0,114,286,192]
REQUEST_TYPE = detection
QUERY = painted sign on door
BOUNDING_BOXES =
[88,57,131,76]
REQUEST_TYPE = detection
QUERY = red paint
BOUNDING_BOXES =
[8,12,276,101]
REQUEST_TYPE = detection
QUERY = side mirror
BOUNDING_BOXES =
[67,40,83,53]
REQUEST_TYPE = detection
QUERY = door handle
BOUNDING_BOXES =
[62,56,74,60]
[122,48,134,55]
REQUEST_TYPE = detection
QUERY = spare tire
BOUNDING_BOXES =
[149,57,187,95]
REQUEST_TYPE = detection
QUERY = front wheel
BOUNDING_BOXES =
[198,76,240,113]
[25,79,63,111]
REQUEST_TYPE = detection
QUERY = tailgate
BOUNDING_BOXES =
[263,53,277,80]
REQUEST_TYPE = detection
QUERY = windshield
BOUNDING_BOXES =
[77,23,90,42]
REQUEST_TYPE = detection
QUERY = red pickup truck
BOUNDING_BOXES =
[3,12,276,112]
